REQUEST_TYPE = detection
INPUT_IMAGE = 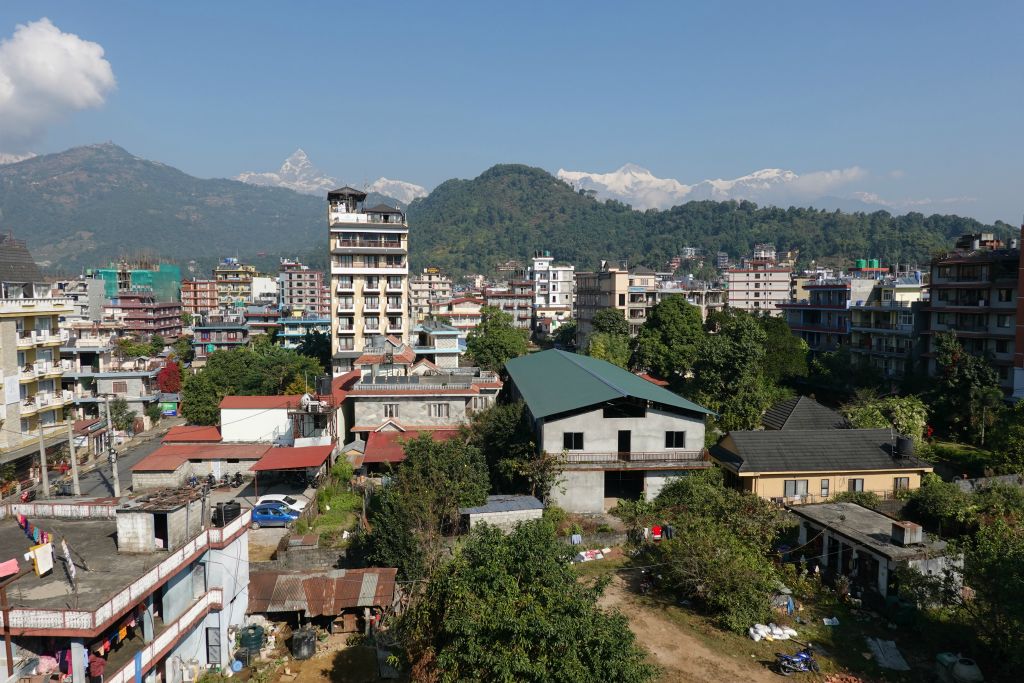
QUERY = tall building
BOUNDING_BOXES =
[181,278,219,315]
[52,275,106,323]
[484,280,534,331]
[279,258,330,316]
[724,259,792,315]
[529,250,575,333]
[928,232,1019,393]
[327,188,410,374]
[214,258,259,309]
[849,274,928,380]
[409,267,453,323]
[0,234,74,478]
[93,262,182,302]
[104,291,183,341]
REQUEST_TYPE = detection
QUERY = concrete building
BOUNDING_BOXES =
[927,233,1019,393]
[243,305,281,338]
[724,260,792,315]
[504,349,714,513]
[411,321,463,369]
[778,276,876,355]
[251,276,279,308]
[181,278,218,316]
[849,275,928,381]
[483,280,534,331]
[328,188,410,375]
[0,493,250,682]
[529,251,575,333]
[214,258,259,310]
[574,262,630,345]
[430,296,483,337]
[0,235,74,476]
[279,258,330,317]
[277,310,331,350]
[93,262,181,303]
[459,495,544,532]
[409,267,453,323]
[710,428,933,504]
[52,276,106,323]
[191,316,250,366]
[104,292,182,341]
[790,502,957,598]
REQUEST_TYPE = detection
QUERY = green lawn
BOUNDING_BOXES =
[925,441,999,479]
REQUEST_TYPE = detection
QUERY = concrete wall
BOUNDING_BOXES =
[353,395,468,428]
[541,406,705,455]
[467,508,543,532]
[205,534,249,669]
[162,561,200,624]
[644,470,691,501]
[116,510,156,552]
[551,470,604,513]
[220,408,292,444]
[742,469,926,502]
[132,469,186,490]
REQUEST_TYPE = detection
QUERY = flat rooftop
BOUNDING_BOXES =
[789,502,947,561]
[0,518,154,611]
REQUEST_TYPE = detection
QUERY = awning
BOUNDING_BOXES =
[248,568,397,616]
[250,445,334,472]
[363,429,460,464]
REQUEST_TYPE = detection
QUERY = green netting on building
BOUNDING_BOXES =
[92,263,182,301]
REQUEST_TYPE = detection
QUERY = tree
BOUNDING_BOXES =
[296,329,332,374]
[181,371,221,425]
[632,296,703,379]
[989,401,1024,471]
[149,334,166,356]
[552,320,577,349]
[145,403,163,425]
[466,306,528,372]
[115,337,153,359]
[931,332,1001,441]
[108,397,137,432]
[756,314,808,383]
[969,385,1004,447]
[842,392,928,447]
[468,402,535,491]
[901,473,973,536]
[157,361,182,393]
[172,335,194,364]
[592,308,629,337]
[401,521,656,683]
[180,312,194,327]
[586,331,631,368]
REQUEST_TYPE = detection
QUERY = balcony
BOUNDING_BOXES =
[0,296,73,315]
[337,327,356,335]
[560,450,709,468]
[363,283,381,292]
[363,304,381,313]
[336,282,355,293]
[337,303,355,313]
[329,210,407,226]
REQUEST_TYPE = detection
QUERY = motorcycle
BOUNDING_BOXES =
[206,473,217,489]
[186,474,199,488]
[230,472,244,488]
[775,644,820,676]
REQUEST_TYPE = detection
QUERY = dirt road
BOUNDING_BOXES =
[599,575,778,683]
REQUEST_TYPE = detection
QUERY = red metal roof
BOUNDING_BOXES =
[219,395,303,409]
[330,370,361,403]
[73,418,106,436]
[163,425,223,443]
[248,568,397,615]
[363,429,460,464]
[250,445,334,471]
[132,443,272,472]
[636,372,669,387]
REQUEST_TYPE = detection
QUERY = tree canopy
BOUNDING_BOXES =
[632,297,703,379]
[591,308,629,337]
[466,306,529,372]
[296,329,332,373]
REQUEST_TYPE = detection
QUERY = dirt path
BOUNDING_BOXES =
[599,576,778,683]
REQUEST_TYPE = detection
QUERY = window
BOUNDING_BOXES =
[848,478,864,492]
[383,404,399,419]
[618,294,626,306]
[894,477,910,491]
[336,255,353,268]
[999,288,1013,302]
[112,381,128,394]
[820,479,830,498]
[997,340,1009,354]
[664,431,687,448]
[997,314,1011,328]
[563,432,584,450]
[428,403,450,418]
[783,480,808,498]
[364,256,379,268]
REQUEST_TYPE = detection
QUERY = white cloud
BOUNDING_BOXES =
[0,18,115,150]
[787,166,866,197]
[853,191,976,211]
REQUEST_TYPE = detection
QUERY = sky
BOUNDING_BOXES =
[0,1,1021,222]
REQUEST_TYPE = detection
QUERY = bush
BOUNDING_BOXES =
[829,490,882,509]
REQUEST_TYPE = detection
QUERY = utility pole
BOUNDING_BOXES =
[37,425,50,499]
[66,419,81,496]
[103,395,121,498]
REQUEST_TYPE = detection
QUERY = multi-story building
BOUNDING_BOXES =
[214,258,258,309]
[575,262,631,346]
[279,258,330,317]
[529,251,575,333]
[243,305,281,338]
[93,261,182,302]
[655,280,726,321]
[412,320,464,369]
[52,276,106,323]
[0,235,74,478]
[181,278,219,316]
[484,280,534,332]
[928,233,1020,393]
[328,188,411,375]
[724,259,792,315]
[191,315,250,366]
[409,267,453,323]
[778,268,882,354]
[278,310,331,349]
[849,275,928,380]
[104,291,182,341]
[430,296,483,337]
[0,493,250,683]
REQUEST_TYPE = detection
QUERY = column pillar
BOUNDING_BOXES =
[70,640,86,683]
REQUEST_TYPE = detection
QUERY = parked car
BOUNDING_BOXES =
[251,504,299,529]
[255,494,308,514]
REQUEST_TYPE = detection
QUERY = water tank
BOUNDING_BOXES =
[950,657,984,683]
[290,627,317,660]
[238,625,265,653]
[856,259,867,269]
[869,258,880,268]
[222,500,241,524]
[212,503,225,527]
[895,436,914,458]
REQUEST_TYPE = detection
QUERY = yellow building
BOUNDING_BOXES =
[0,235,74,480]
[710,428,932,504]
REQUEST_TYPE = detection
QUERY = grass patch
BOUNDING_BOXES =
[573,555,626,580]
[925,441,999,478]
[302,466,362,547]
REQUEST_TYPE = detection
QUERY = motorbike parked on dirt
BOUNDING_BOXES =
[775,644,820,676]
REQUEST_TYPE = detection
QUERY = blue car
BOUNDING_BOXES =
[251,503,299,529]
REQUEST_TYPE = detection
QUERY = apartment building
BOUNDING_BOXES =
[93,261,181,302]
[328,188,411,375]
[849,275,928,380]
[214,257,258,309]
[724,261,792,315]
[181,278,219,316]
[243,305,281,337]
[430,296,483,337]
[927,233,1020,392]
[279,257,330,316]
[0,493,249,682]
[191,315,250,366]
[778,271,880,354]
[411,320,463,369]
[409,267,453,323]
[278,310,331,349]
[0,235,74,475]
[52,276,106,323]
[104,291,182,341]
[483,280,534,331]
[529,251,575,332]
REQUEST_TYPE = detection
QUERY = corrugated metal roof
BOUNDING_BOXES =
[250,445,334,472]
[459,495,543,515]
[505,349,713,419]
[219,395,303,409]
[248,569,398,616]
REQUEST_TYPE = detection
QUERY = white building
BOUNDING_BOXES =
[409,268,453,323]
[725,262,792,315]
[529,250,575,332]
[505,349,713,513]
[251,275,279,308]
[328,188,410,374]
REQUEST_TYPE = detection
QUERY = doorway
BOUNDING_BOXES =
[618,430,631,453]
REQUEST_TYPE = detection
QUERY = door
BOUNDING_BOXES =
[618,430,631,453]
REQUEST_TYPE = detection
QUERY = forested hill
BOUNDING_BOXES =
[406,164,1013,274]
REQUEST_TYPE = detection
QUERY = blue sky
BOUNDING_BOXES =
[0,1,1021,221]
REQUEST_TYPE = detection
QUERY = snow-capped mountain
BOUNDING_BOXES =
[235,149,338,195]
[0,152,37,165]
[367,177,428,204]
[557,164,853,210]
[235,149,428,202]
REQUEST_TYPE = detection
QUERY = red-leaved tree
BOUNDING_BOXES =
[157,361,182,393]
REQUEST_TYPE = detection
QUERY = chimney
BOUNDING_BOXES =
[891,520,923,546]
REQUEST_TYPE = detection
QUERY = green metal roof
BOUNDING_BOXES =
[505,349,714,419]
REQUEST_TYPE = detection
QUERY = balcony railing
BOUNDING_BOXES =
[561,450,706,465]
[335,239,404,249]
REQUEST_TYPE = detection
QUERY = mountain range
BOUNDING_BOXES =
[0,144,1009,277]
[235,149,428,204]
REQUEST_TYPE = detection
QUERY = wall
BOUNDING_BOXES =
[353,395,468,428]
[551,470,604,513]
[116,510,157,552]
[204,534,249,669]
[220,408,292,443]
[744,469,926,502]
[467,508,543,531]
[643,470,691,501]
[133,469,186,491]
[541,406,705,455]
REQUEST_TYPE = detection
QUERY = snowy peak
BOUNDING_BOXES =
[367,177,428,204]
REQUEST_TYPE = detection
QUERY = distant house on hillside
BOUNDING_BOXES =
[504,349,714,513]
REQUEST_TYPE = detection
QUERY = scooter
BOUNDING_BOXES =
[230,471,244,488]
[775,644,820,676]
